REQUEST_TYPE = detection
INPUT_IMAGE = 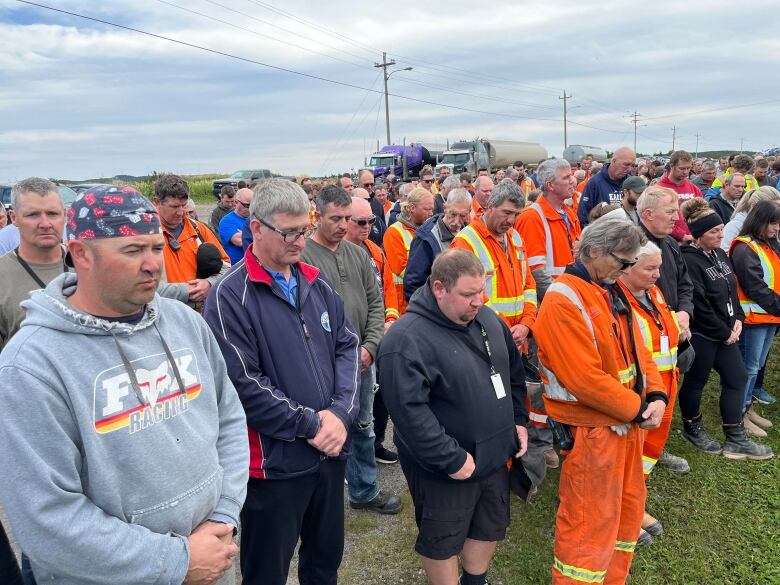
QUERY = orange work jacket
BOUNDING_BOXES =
[515,196,581,278]
[162,218,229,283]
[383,220,416,315]
[363,239,400,323]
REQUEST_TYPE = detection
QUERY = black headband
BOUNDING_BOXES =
[688,213,723,238]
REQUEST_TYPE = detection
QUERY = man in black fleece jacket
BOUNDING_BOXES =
[377,249,528,585]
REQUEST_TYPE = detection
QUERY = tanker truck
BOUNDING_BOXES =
[435,138,548,176]
[562,144,608,165]
[367,143,446,178]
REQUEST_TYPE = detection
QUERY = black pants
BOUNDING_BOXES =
[240,459,346,585]
[0,522,22,585]
[679,334,746,425]
[373,387,389,447]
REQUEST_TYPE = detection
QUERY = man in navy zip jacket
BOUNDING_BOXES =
[578,147,637,226]
[204,179,360,585]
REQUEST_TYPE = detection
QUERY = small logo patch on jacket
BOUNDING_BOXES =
[321,311,331,332]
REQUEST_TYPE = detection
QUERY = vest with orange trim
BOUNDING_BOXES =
[731,236,780,325]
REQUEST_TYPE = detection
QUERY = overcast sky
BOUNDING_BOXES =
[1,0,779,182]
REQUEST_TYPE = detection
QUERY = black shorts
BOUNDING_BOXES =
[400,458,511,561]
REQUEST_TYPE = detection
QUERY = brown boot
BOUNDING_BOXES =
[544,449,560,469]
[743,414,768,438]
[746,405,773,429]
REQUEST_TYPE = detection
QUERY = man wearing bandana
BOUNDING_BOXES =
[0,185,249,585]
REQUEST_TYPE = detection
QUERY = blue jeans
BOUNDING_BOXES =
[739,325,777,409]
[346,366,380,504]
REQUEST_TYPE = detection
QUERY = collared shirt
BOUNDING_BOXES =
[264,266,298,307]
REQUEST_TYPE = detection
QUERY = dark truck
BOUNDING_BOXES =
[212,169,273,197]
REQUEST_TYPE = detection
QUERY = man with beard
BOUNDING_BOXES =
[601,176,647,225]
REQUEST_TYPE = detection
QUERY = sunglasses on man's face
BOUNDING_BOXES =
[609,251,637,270]
[361,182,374,188]
[350,216,377,227]
[421,179,433,184]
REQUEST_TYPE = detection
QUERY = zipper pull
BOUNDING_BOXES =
[301,318,311,338]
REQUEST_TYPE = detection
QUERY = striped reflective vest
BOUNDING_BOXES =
[451,217,537,328]
[364,239,400,323]
[731,236,780,325]
[383,221,416,315]
[515,196,581,279]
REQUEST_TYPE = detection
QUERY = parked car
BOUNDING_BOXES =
[212,169,273,197]
[70,182,110,194]
[1,184,78,210]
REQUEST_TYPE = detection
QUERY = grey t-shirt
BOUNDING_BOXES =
[0,251,68,349]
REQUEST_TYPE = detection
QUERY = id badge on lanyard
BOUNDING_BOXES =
[726,300,734,317]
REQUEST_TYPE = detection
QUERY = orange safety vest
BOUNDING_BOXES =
[515,196,581,278]
[450,217,537,329]
[470,197,485,221]
[730,236,780,325]
[534,272,665,427]
[363,239,400,322]
[162,218,230,284]
[383,221,416,315]
[518,176,535,196]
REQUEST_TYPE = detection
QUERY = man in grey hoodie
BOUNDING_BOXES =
[0,186,249,585]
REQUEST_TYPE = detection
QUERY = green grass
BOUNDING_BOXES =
[339,344,780,584]
[124,174,225,204]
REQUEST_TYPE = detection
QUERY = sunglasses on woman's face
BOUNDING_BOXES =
[350,216,376,227]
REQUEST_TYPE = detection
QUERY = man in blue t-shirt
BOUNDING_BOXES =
[219,188,252,264]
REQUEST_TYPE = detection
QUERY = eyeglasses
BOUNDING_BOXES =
[258,217,310,243]
[236,200,251,208]
[350,216,377,226]
[361,182,374,188]
[421,179,433,184]
[609,251,638,270]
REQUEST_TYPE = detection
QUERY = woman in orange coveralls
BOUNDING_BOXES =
[618,240,680,547]
[535,218,667,585]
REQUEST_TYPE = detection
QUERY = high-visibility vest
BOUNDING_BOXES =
[525,200,578,277]
[364,239,400,322]
[451,219,537,328]
[383,221,416,315]
[731,236,780,325]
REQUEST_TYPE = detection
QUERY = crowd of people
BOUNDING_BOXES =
[0,146,778,585]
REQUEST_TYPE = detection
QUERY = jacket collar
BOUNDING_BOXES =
[243,247,320,286]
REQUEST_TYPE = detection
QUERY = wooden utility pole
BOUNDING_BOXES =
[694,133,700,158]
[671,125,677,151]
[559,91,572,148]
[630,112,643,152]
[374,52,396,145]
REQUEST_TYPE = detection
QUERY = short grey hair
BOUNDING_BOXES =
[536,158,572,192]
[701,160,717,172]
[442,175,460,190]
[723,172,744,187]
[636,185,677,215]
[250,178,309,221]
[11,177,60,210]
[505,167,520,181]
[578,218,645,262]
[636,240,662,261]
[445,188,472,207]
[488,179,524,208]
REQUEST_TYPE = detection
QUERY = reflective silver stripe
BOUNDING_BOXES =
[524,290,538,306]
[530,202,555,275]
[541,363,578,402]
[547,281,596,345]
[614,540,637,553]
[389,224,413,281]
[642,455,657,474]
[553,558,606,583]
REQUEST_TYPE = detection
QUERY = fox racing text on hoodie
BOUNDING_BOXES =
[0,273,249,585]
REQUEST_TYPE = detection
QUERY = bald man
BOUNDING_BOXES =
[578,146,636,226]
[353,187,370,200]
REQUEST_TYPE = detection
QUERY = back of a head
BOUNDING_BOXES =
[732,154,754,173]
[430,248,485,291]
[442,175,460,190]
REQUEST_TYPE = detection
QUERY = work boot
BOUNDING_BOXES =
[682,415,721,454]
[743,414,768,438]
[745,405,773,429]
[658,449,690,474]
[722,423,774,461]
[544,449,560,469]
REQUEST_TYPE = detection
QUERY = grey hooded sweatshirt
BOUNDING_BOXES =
[0,273,249,585]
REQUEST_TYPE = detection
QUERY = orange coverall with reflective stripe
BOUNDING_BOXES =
[383,221,416,315]
[363,239,400,323]
[515,196,581,276]
[534,271,666,585]
[621,283,681,477]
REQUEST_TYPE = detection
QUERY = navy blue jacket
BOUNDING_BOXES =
[578,164,626,226]
[404,214,448,301]
[204,249,360,480]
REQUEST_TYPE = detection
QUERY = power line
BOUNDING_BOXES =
[642,99,780,121]
[153,0,371,70]
[16,1,573,125]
